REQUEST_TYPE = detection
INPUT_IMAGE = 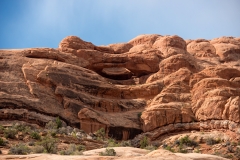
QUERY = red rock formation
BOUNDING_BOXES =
[0,34,240,140]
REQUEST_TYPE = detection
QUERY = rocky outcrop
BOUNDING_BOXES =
[0,34,239,140]
[187,39,216,57]
[152,35,187,57]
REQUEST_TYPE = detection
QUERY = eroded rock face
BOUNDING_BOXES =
[153,35,187,57]
[211,37,240,62]
[187,39,216,57]
[0,34,240,140]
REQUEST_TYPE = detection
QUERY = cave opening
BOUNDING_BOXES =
[100,72,133,80]
[108,127,142,140]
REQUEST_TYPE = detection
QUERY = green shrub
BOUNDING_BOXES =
[95,128,105,140]
[30,132,41,140]
[55,117,62,129]
[58,127,68,135]
[45,121,57,130]
[137,112,142,119]
[33,145,45,153]
[144,145,157,151]
[120,140,132,147]
[179,135,198,147]
[9,143,31,155]
[206,137,221,145]
[107,138,119,147]
[28,141,35,146]
[13,124,26,132]
[99,148,116,156]
[45,117,62,130]
[0,125,4,133]
[4,128,17,139]
[12,124,31,134]
[37,136,57,153]
[76,144,85,151]
[50,131,57,137]
[59,144,85,155]
[178,146,188,153]
[59,144,75,155]
[59,150,73,155]
[0,137,6,146]
[164,146,175,152]
[140,136,149,149]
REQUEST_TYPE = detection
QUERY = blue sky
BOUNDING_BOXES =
[0,0,240,49]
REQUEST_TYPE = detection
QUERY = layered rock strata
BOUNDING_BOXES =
[0,35,239,140]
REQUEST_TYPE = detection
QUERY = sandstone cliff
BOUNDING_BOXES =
[0,35,240,140]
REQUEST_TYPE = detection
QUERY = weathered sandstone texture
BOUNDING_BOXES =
[0,35,239,140]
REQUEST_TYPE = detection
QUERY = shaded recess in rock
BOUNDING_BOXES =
[108,127,142,140]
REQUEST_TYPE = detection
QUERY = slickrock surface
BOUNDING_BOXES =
[0,34,240,141]
[0,147,227,160]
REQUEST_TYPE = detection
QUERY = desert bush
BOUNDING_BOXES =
[58,127,68,135]
[13,124,25,132]
[178,146,187,153]
[30,131,41,140]
[45,121,57,130]
[120,140,132,147]
[45,117,62,130]
[9,143,31,155]
[0,125,4,133]
[107,138,119,147]
[38,136,57,153]
[0,137,6,146]
[59,144,76,155]
[4,127,17,139]
[99,148,116,156]
[13,124,31,134]
[50,131,57,137]
[95,128,105,140]
[164,145,175,152]
[76,144,86,151]
[179,135,198,147]
[55,117,62,129]
[59,144,84,155]
[59,150,73,155]
[140,136,149,149]
[144,145,157,151]
[33,145,45,153]
[28,141,35,146]
[137,112,142,119]
[206,137,221,145]
[70,131,78,139]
